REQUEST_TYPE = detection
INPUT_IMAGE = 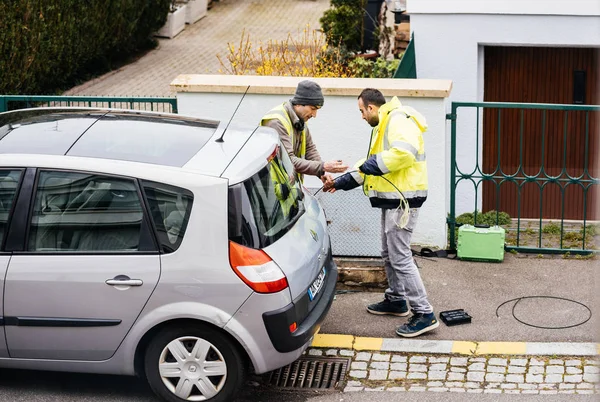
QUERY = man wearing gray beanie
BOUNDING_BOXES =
[261,80,348,184]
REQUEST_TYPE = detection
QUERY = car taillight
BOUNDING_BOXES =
[228,241,288,293]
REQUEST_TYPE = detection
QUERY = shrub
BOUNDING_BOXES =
[581,224,599,236]
[483,210,512,226]
[454,210,511,226]
[319,0,365,53]
[349,57,400,78]
[217,27,404,79]
[542,222,561,235]
[455,212,475,226]
[562,231,583,242]
[0,0,170,94]
[217,27,352,78]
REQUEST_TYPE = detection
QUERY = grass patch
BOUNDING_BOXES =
[581,224,599,236]
[562,232,583,242]
[542,222,561,235]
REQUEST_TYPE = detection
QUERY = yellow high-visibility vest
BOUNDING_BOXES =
[354,97,429,208]
[260,103,306,181]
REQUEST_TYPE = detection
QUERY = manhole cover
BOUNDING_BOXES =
[264,356,350,390]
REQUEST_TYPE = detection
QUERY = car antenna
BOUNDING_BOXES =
[215,85,250,143]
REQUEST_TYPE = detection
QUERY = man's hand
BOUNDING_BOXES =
[320,173,333,185]
[323,160,348,173]
[321,174,336,193]
[323,181,336,193]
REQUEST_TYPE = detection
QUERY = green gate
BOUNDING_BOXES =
[0,95,178,114]
[447,101,600,255]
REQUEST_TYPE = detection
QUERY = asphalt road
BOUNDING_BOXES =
[0,369,596,402]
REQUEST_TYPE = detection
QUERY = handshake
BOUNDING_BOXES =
[320,159,348,193]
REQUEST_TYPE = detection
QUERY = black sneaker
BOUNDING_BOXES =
[395,312,439,338]
[366,299,409,317]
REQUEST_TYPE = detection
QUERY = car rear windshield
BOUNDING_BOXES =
[228,146,304,249]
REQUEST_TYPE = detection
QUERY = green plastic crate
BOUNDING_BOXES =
[457,225,505,262]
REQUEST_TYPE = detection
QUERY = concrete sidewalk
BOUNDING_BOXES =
[321,254,598,344]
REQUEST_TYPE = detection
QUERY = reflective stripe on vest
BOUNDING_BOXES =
[383,110,426,161]
[368,189,428,200]
[350,170,364,185]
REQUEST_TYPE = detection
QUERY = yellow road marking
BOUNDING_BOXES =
[477,342,527,355]
[311,334,354,349]
[451,341,478,355]
[354,337,383,351]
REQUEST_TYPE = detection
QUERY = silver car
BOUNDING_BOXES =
[0,108,337,402]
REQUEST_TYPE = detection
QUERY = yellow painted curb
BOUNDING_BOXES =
[310,335,595,357]
[311,334,354,349]
[477,342,527,355]
[354,337,383,351]
[451,341,478,355]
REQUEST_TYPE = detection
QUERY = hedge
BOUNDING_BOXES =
[0,0,170,95]
[320,0,365,53]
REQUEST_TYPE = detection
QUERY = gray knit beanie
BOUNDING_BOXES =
[291,80,324,107]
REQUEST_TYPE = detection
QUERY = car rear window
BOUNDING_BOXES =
[228,145,304,248]
[0,169,22,246]
[142,181,193,253]
[67,113,218,167]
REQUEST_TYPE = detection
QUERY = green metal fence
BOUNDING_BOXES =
[447,101,600,255]
[393,32,416,79]
[0,95,178,114]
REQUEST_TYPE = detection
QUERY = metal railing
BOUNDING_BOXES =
[0,95,178,114]
[447,101,600,255]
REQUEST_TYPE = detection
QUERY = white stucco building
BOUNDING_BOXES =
[409,0,600,220]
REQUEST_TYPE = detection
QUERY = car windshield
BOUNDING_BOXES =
[228,145,304,248]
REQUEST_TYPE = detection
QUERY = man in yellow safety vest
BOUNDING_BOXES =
[260,80,348,185]
[325,88,439,338]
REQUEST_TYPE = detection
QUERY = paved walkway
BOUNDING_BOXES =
[64,0,331,97]
[306,347,600,395]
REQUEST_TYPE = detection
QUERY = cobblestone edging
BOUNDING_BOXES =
[306,348,600,394]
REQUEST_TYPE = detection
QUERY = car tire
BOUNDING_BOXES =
[144,325,247,402]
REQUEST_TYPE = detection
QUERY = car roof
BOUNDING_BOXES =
[0,107,270,178]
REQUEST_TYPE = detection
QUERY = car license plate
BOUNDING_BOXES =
[308,267,326,301]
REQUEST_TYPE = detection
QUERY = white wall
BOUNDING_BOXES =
[176,88,449,252]
[409,9,600,214]
[409,0,600,16]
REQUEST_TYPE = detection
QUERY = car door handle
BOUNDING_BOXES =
[106,275,143,287]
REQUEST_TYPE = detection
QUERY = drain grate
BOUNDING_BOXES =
[265,356,350,390]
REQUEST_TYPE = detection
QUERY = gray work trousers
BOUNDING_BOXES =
[381,208,433,314]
